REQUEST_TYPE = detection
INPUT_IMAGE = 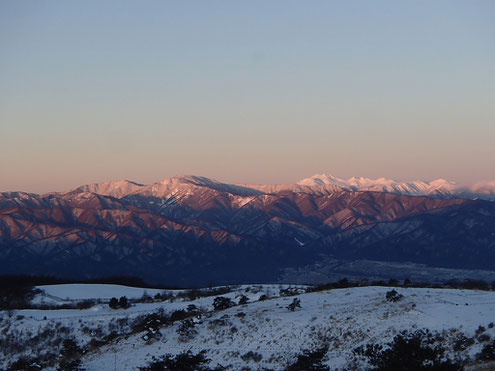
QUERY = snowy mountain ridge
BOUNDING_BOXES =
[294,173,458,196]
[59,173,495,201]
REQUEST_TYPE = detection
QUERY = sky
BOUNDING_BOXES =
[1,0,494,193]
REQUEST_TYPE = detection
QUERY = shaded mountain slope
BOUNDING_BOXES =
[1,176,495,285]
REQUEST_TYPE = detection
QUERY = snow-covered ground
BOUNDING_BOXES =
[2,284,495,370]
[35,283,166,302]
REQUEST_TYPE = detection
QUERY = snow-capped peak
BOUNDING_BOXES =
[296,174,348,187]
[296,174,458,196]
[65,180,145,198]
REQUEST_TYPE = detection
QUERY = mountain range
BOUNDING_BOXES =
[54,174,495,200]
[1,174,495,286]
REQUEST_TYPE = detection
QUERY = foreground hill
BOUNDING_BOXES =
[2,283,495,370]
[1,175,495,285]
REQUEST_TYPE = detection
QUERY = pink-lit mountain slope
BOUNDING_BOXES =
[1,174,495,286]
[61,174,495,200]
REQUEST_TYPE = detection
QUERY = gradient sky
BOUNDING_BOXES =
[1,0,494,193]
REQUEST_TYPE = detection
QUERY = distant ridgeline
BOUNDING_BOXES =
[1,175,495,286]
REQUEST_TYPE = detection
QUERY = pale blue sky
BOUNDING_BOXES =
[1,1,494,192]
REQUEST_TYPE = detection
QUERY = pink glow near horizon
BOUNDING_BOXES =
[1,1,494,193]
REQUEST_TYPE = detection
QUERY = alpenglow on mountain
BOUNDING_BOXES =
[1,174,495,286]
[59,174,495,200]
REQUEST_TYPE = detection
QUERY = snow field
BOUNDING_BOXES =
[35,284,167,301]
[1,284,495,370]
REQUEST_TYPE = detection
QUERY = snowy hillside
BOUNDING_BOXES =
[2,283,495,370]
[32,284,166,305]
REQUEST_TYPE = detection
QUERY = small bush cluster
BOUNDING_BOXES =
[287,298,301,312]
[354,330,462,370]
[131,307,206,338]
[1,319,83,369]
[237,295,249,305]
[151,292,175,302]
[453,334,475,352]
[108,296,129,309]
[241,351,263,363]
[385,290,403,302]
[477,340,495,361]
[212,297,235,311]
[7,356,43,371]
[177,319,197,343]
[175,286,234,302]
[75,300,96,310]
[139,351,223,371]
[132,309,170,334]
[285,347,329,371]
[55,339,84,371]
[57,359,85,371]
[170,309,189,322]
[186,304,199,313]
[130,286,235,305]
